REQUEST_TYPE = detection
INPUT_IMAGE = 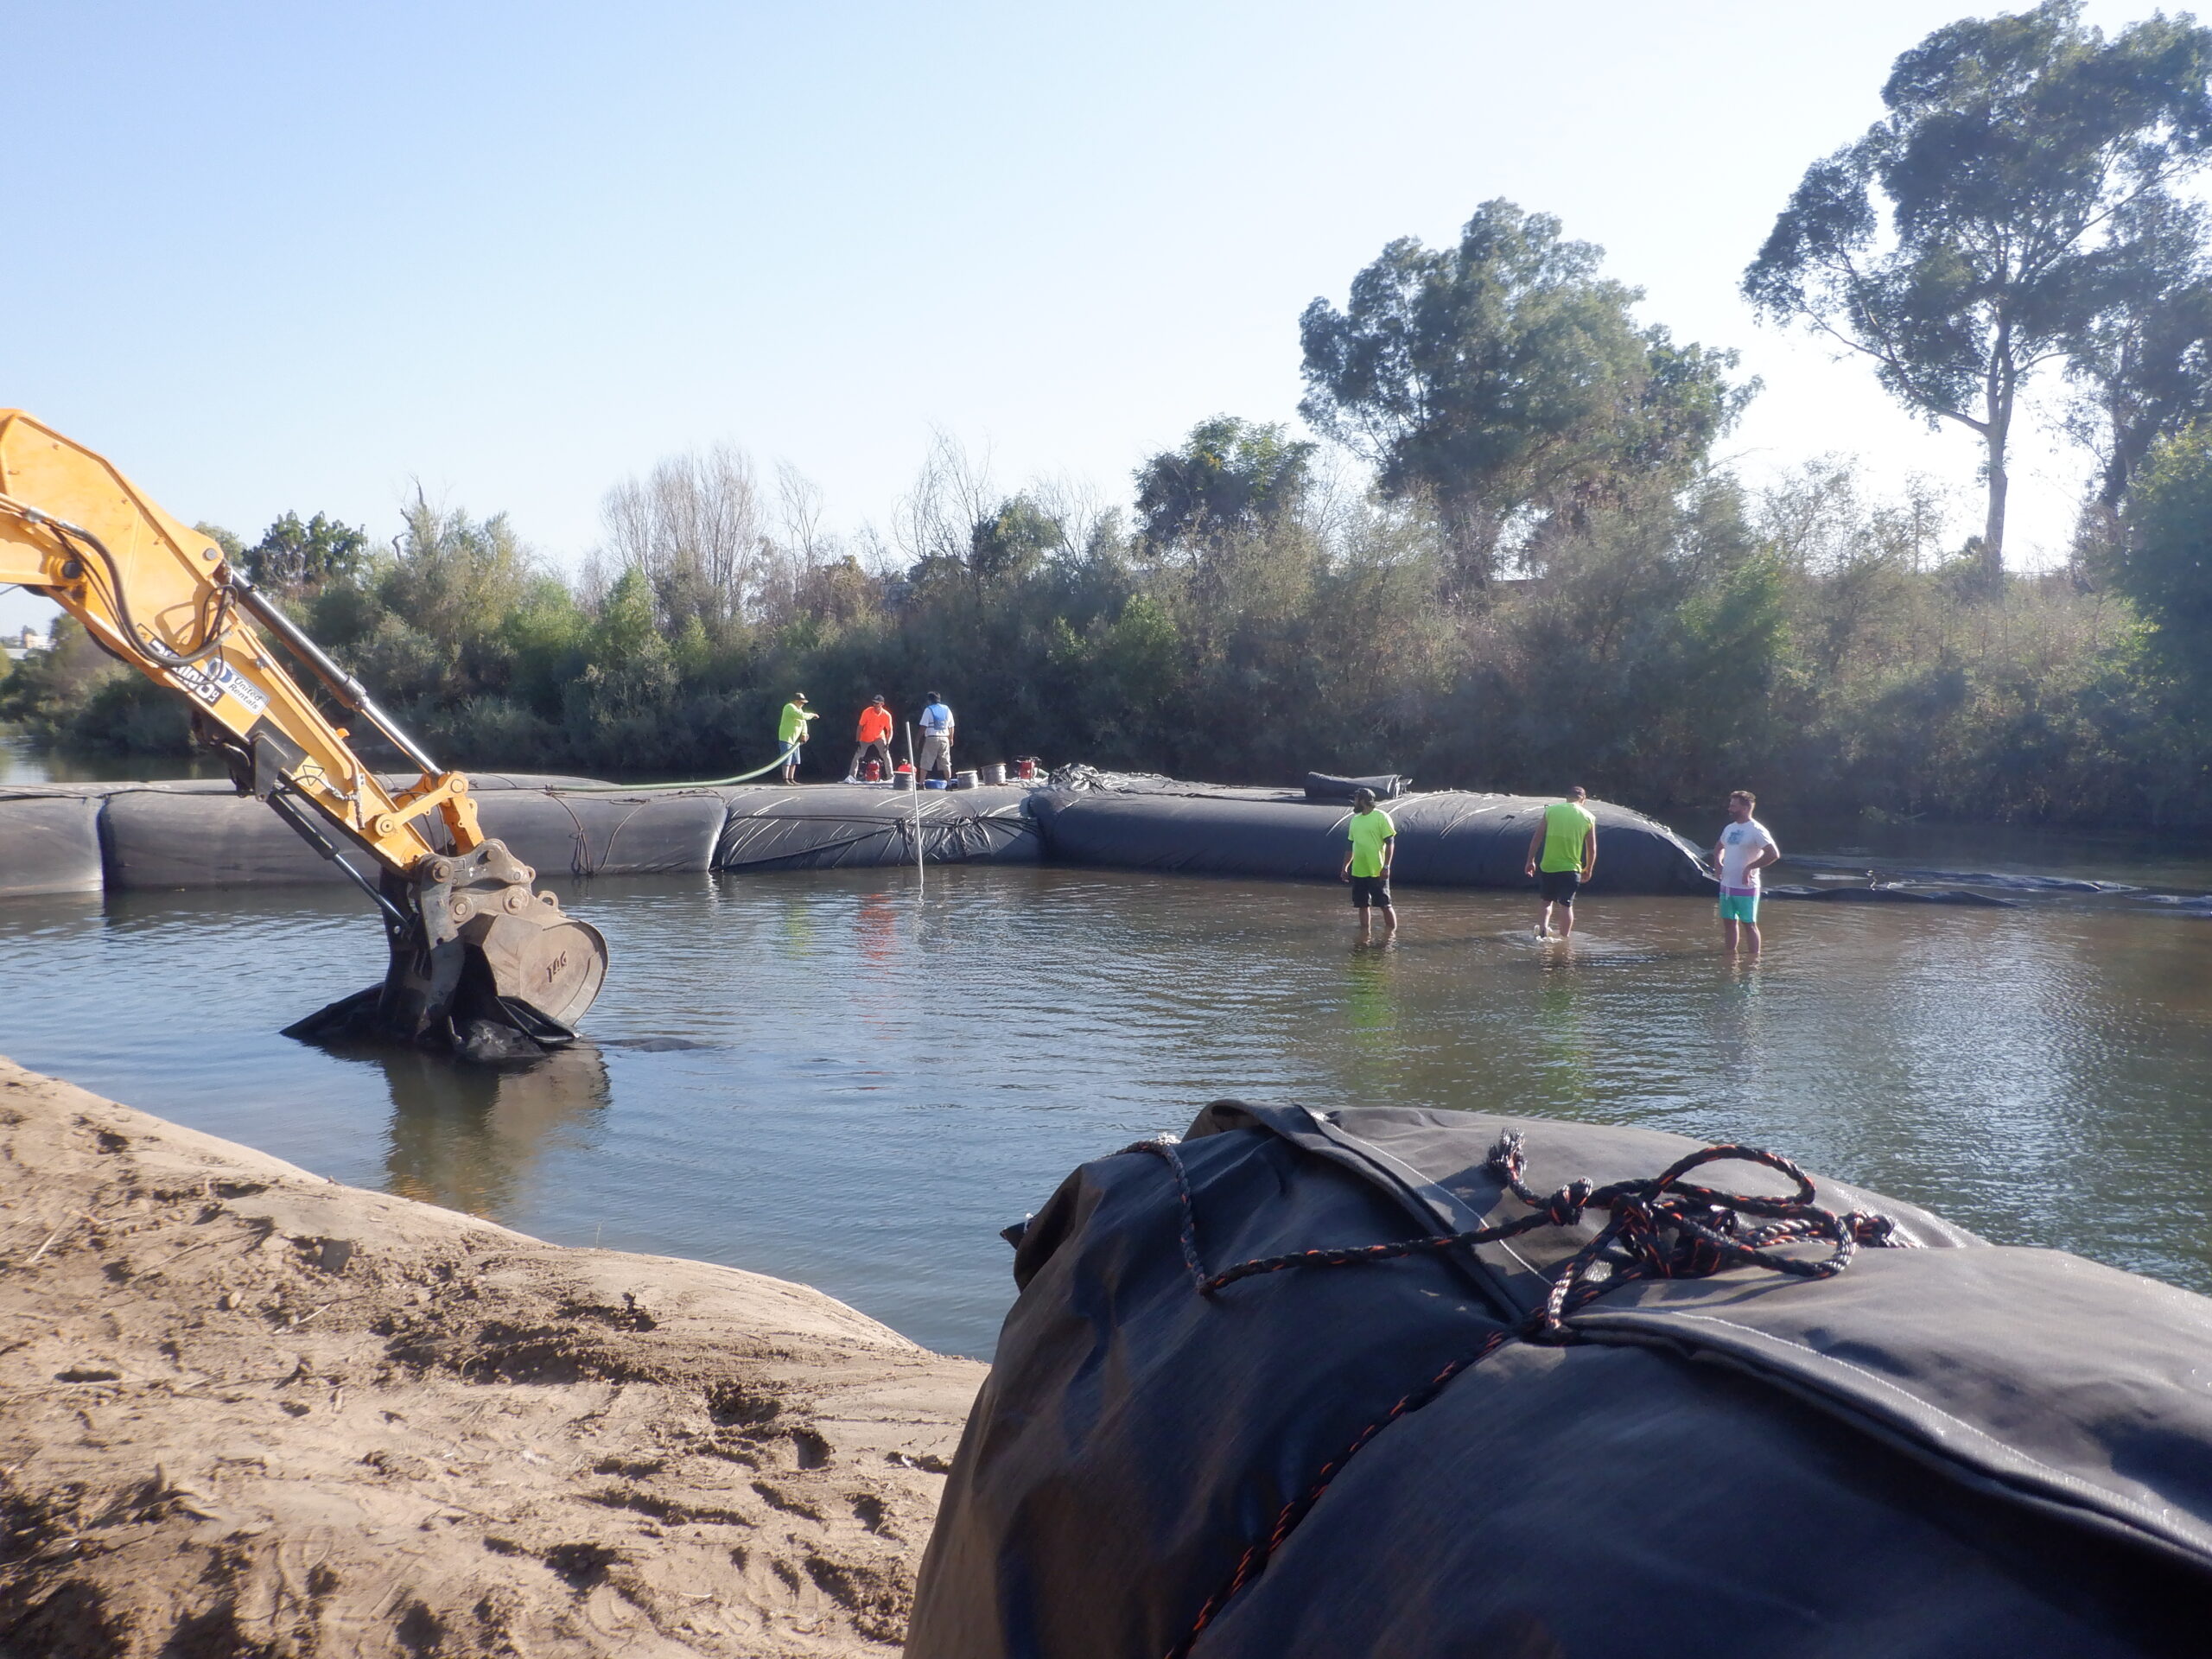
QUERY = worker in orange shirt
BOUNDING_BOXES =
[847,694,895,784]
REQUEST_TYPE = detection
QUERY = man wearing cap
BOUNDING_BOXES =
[1339,786,1397,940]
[847,695,894,784]
[778,693,817,785]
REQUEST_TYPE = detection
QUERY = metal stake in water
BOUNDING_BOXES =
[906,721,924,887]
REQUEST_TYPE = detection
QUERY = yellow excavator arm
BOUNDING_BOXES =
[0,410,607,1058]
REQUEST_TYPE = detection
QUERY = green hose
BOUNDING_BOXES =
[543,743,809,793]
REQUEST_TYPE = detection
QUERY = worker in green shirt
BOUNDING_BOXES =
[1522,786,1597,939]
[777,693,818,785]
[1339,786,1397,941]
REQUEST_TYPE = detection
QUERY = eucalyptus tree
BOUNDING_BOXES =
[2115,424,2212,690]
[1133,416,1315,554]
[240,512,369,597]
[2063,189,2212,563]
[1300,200,1743,592]
[1744,1,2212,589]
[969,494,1067,585]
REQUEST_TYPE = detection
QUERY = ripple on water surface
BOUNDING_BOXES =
[3,864,2209,1357]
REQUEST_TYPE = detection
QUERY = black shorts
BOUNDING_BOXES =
[1537,868,1580,905]
[1350,874,1393,909]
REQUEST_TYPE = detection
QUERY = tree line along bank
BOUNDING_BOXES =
[6,1,2211,830]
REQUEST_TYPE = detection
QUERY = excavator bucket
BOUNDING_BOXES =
[284,838,609,1063]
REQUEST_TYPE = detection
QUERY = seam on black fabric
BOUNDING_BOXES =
[1569,1309,2212,1568]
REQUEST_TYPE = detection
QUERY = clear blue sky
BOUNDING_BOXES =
[3,0,2164,632]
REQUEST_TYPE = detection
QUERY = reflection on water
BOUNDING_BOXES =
[1342,944,1395,1058]
[2,860,2210,1357]
[370,1042,612,1214]
[0,734,224,785]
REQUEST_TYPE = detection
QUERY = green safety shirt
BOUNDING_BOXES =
[778,702,812,744]
[1540,800,1595,873]
[1346,809,1395,878]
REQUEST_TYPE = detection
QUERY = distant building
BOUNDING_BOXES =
[3,626,49,662]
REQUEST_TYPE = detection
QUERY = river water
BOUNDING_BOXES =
[5,807,2212,1357]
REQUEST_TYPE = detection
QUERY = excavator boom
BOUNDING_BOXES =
[0,410,607,1058]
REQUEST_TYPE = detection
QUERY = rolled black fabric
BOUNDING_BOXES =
[910,1107,2212,1658]
[1302,772,1406,802]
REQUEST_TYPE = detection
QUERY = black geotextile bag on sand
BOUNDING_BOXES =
[907,1104,2212,1658]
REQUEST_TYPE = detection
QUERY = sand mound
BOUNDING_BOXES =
[0,1056,986,1656]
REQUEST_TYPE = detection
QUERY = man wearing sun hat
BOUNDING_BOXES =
[1339,785,1398,940]
[778,692,817,785]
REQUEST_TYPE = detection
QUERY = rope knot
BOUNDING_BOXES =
[1847,1211,1902,1247]
[1540,1179,1592,1227]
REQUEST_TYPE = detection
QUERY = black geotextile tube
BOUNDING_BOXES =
[1027,790,1713,893]
[86,786,728,890]
[29,779,1041,893]
[712,785,1040,872]
[907,1107,2212,1659]
[99,789,357,888]
[0,795,105,897]
[470,791,727,880]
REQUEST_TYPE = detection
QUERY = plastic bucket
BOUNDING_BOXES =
[981,763,1007,785]
[953,769,980,791]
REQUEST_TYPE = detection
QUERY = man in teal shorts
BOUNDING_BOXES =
[1523,787,1597,938]
[1339,786,1397,940]
[1713,789,1780,957]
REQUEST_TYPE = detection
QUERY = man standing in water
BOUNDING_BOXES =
[917,692,955,784]
[777,693,817,785]
[1713,789,1781,957]
[1523,786,1597,938]
[847,695,894,783]
[1339,786,1397,941]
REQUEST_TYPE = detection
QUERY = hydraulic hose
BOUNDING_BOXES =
[35,512,233,669]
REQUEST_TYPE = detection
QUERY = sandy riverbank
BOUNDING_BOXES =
[0,1055,987,1656]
